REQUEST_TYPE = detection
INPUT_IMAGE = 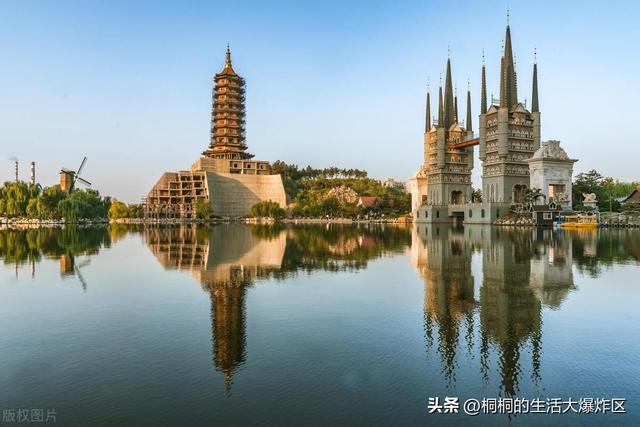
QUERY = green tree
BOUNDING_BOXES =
[37,186,67,219]
[601,177,638,212]
[195,200,213,219]
[573,170,604,209]
[57,197,81,222]
[572,170,638,212]
[127,204,144,218]
[320,197,341,216]
[108,200,129,220]
[472,188,483,203]
[251,200,285,219]
[26,198,39,218]
[0,181,30,217]
[525,188,546,204]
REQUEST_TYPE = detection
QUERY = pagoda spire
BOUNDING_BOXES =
[425,82,431,132]
[500,24,518,108]
[466,81,473,132]
[531,49,539,113]
[481,52,488,114]
[225,43,232,67]
[443,58,455,129]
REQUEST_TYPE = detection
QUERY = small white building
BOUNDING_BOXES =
[526,140,577,210]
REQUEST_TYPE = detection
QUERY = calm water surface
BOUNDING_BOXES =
[1,224,639,426]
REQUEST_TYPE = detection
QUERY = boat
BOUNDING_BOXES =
[556,213,599,228]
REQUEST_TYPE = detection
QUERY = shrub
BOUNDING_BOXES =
[108,200,129,220]
[251,200,285,219]
[195,200,213,219]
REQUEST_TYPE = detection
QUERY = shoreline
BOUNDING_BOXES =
[2,216,638,229]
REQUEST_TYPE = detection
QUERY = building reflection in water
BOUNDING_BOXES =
[1,224,638,397]
[143,223,410,394]
[139,223,638,397]
[412,225,578,396]
[144,225,286,394]
[412,226,476,385]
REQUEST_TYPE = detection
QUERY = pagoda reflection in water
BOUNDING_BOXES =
[144,223,410,394]
[141,222,637,397]
[412,225,576,396]
[144,224,286,393]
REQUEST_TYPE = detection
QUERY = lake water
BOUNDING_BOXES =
[1,224,639,426]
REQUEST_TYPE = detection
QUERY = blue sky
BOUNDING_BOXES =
[1,0,638,202]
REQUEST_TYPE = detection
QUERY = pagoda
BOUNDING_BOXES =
[145,46,286,219]
[203,45,253,160]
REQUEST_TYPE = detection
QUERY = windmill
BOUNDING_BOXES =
[60,157,91,192]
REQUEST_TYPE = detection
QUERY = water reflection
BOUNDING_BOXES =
[143,225,288,392]
[2,224,639,400]
[143,223,410,393]
[412,226,585,395]
[0,226,110,289]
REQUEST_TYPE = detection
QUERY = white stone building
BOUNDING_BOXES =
[526,140,577,210]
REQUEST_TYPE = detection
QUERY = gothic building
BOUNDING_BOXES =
[410,57,474,211]
[479,24,540,204]
[411,22,575,224]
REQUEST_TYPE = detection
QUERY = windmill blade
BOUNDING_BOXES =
[76,157,87,176]
[76,258,91,269]
[76,177,92,187]
[74,265,88,291]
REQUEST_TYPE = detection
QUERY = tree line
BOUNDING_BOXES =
[572,170,639,211]
[0,181,110,222]
[261,161,410,219]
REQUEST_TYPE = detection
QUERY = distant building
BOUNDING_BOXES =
[145,47,286,219]
[526,140,577,210]
[357,196,383,208]
[621,188,640,207]
[381,178,406,190]
[530,202,562,226]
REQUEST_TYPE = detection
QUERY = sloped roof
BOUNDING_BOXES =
[358,196,382,207]
[622,188,640,204]
[513,103,529,113]
[449,122,464,132]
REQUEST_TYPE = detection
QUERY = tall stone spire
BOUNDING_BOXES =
[499,54,505,108]
[500,25,518,108]
[425,87,431,132]
[438,83,443,127]
[443,58,455,129]
[481,52,487,114]
[466,83,473,133]
[454,83,459,124]
[531,50,539,113]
